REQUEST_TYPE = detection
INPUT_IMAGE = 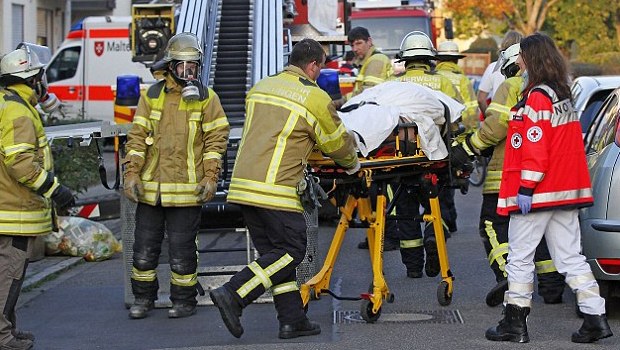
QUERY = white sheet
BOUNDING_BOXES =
[338,82,465,160]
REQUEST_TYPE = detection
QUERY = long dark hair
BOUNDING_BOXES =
[520,33,570,100]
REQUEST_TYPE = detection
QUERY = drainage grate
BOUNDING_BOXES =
[333,309,464,324]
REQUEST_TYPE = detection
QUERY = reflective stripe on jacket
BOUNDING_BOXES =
[470,76,523,194]
[497,84,593,215]
[0,84,53,235]
[390,62,463,103]
[436,61,478,129]
[124,75,229,207]
[227,66,358,212]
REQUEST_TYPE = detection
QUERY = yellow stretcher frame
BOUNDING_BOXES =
[300,137,455,323]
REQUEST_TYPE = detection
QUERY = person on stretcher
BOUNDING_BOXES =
[336,81,465,160]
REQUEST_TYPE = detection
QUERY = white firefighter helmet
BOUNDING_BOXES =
[496,43,521,77]
[398,31,436,61]
[0,43,51,79]
[436,41,465,60]
[163,32,203,63]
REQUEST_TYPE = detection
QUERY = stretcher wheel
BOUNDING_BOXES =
[310,288,320,300]
[360,299,381,323]
[387,293,395,303]
[437,281,452,306]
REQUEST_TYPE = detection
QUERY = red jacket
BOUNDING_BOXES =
[497,84,593,216]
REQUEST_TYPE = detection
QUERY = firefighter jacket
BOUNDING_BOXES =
[0,84,55,235]
[469,76,523,194]
[124,75,229,207]
[351,47,392,97]
[436,61,478,129]
[390,62,463,103]
[497,84,593,216]
[227,66,358,213]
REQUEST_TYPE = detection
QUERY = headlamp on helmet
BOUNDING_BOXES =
[496,43,521,78]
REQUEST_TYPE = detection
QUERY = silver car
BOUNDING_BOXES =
[571,75,620,134]
[581,87,620,299]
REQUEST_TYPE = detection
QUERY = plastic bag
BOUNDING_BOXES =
[45,216,122,262]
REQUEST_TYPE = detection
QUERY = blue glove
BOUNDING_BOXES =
[516,194,532,215]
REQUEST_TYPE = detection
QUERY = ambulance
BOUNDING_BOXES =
[46,16,155,123]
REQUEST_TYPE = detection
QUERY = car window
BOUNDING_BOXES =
[586,93,620,153]
[46,46,81,83]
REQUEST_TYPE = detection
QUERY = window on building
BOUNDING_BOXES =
[12,4,24,48]
[37,8,54,47]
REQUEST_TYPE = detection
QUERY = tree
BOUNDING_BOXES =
[444,0,560,37]
[546,1,619,59]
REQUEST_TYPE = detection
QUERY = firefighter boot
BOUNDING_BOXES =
[279,318,322,339]
[128,299,154,319]
[485,304,530,343]
[210,286,244,338]
[0,337,33,350]
[571,314,613,343]
[486,279,508,307]
[168,303,197,318]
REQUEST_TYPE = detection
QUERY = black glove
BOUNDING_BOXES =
[450,143,474,170]
[52,185,75,209]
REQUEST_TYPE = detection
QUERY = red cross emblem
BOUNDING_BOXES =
[527,126,543,142]
[94,41,104,57]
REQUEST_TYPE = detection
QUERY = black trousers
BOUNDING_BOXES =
[386,184,425,273]
[224,205,307,324]
[479,193,565,299]
[131,203,201,306]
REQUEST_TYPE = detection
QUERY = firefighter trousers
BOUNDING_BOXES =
[479,194,565,300]
[505,209,605,315]
[131,203,201,306]
[224,205,308,324]
[0,235,33,345]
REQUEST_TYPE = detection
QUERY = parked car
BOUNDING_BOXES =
[580,87,620,300]
[571,75,620,134]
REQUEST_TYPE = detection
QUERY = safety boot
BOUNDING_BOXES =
[279,318,321,339]
[424,237,440,277]
[128,299,154,319]
[168,303,197,318]
[485,280,508,307]
[485,304,530,343]
[571,313,613,343]
[0,337,33,350]
[210,286,244,338]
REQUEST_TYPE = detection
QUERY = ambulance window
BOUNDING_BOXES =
[46,47,81,83]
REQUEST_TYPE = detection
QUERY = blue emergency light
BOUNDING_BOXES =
[317,69,342,101]
[115,75,141,106]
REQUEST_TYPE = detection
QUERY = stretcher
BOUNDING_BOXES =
[300,126,456,323]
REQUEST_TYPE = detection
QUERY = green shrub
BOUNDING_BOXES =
[51,139,100,194]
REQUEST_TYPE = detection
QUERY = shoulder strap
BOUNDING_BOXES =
[147,80,166,99]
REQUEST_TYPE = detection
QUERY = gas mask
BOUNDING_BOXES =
[28,69,61,113]
[171,60,201,102]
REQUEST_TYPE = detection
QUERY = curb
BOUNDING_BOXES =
[23,257,83,291]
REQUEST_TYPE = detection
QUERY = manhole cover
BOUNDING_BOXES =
[333,309,463,324]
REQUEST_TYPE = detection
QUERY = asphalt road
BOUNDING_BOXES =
[17,185,620,350]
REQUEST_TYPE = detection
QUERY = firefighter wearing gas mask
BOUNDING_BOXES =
[452,43,565,307]
[387,31,463,279]
[0,43,74,350]
[123,32,230,319]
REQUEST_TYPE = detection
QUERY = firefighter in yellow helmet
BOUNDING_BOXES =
[0,43,74,350]
[124,32,230,319]
[387,31,463,279]
[452,43,565,307]
[435,41,479,130]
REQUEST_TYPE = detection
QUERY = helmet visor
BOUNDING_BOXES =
[17,42,51,67]
[173,61,200,81]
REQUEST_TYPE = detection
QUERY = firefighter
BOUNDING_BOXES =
[0,43,74,350]
[347,26,393,98]
[452,43,565,307]
[123,32,229,319]
[209,38,359,339]
[486,33,612,344]
[387,31,463,278]
[435,41,479,130]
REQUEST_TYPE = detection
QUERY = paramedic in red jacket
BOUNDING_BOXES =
[486,33,612,344]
